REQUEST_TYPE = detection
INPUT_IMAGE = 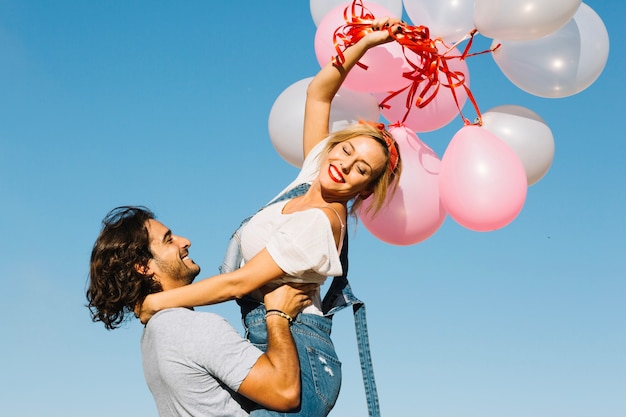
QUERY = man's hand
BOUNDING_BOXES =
[263,283,316,319]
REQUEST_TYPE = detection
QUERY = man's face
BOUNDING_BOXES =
[145,219,200,290]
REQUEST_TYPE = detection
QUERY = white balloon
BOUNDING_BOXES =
[267,77,381,167]
[474,0,581,41]
[403,0,475,43]
[491,3,609,98]
[481,105,554,186]
[310,0,403,26]
[329,88,381,132]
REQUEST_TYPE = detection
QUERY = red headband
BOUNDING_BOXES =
[359,121,399,173]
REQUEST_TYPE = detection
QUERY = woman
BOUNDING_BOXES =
[140,17,404,417]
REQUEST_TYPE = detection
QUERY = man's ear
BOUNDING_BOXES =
[134,262,150,275]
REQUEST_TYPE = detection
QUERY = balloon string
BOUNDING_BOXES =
[332,0,499,127]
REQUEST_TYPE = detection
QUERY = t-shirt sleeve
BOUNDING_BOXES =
[266,209,342,279]
[185,312,263,391]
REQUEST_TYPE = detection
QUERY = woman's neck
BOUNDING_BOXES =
[283,182,349,214]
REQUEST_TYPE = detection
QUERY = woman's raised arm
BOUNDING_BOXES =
[302,17,404,158]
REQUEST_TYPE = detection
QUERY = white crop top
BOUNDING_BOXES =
[239,139,345,315]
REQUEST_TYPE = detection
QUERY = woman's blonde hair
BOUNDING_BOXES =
[323,122,402,217]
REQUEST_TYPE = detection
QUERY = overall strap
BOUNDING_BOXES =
[265,183,312,206]
[322,232,381,417]
[220,182,381,417]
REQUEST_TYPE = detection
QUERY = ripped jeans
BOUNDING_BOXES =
[242,301,341,417]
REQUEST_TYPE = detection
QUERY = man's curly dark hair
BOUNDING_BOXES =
[86,206,163,330]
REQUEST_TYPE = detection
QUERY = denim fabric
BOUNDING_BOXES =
[242,301,341,417]
[221,183,380,417]
[320,235,380,417]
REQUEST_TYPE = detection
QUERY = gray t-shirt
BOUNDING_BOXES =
[141,308,263,417]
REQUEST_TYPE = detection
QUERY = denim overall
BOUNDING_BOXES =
[220,184,380,417]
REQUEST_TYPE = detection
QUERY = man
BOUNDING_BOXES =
[86,206,311,416]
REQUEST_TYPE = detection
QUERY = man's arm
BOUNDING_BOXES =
[237,284,313,411]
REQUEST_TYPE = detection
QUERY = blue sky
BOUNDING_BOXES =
[0,1,623,416]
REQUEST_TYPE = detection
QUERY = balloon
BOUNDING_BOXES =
[375,44,470,132]
[474,0,581,41]
[268,77,380,168]
[310,0,403,27]
[403,0,475,43]
[491,3,609,98]
[481,105,554,186]
[358,125,446,245]
[439,125,527,232]
[314,3,409,93]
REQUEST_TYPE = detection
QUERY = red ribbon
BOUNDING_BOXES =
[331,0,377,69]
[331,0,500,127]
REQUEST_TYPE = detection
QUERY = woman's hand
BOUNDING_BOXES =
[263,283,316,320]
[362,17,405,48]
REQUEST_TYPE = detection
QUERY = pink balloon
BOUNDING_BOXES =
[358,125,446,245]
[376,45,470,132]
[439,125,527,232]
[314,3,407,93]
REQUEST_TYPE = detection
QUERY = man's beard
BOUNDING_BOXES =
[154,257,200,285]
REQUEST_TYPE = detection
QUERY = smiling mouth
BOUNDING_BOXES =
[329,165,345,183]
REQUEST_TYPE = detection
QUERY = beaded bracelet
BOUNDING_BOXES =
[265,309,294,324]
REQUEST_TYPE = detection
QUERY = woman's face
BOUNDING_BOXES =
[319,135,387,200]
